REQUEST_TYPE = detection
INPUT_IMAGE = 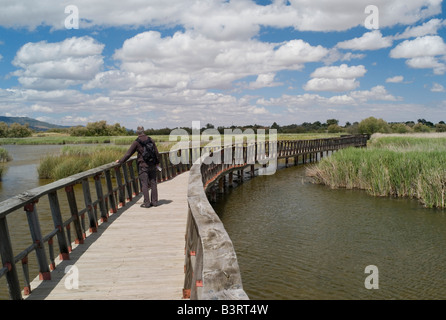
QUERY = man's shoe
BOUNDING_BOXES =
[150,202,158,207]
[140,203,151,208]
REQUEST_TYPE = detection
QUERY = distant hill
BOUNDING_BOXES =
[0,116,71,131]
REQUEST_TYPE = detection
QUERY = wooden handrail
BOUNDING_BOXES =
[184,153,250,300]
[0,151,183,300]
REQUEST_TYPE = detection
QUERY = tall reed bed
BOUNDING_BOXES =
[0,134,175,146]
[0,147,12,162]
[38,145,127,180]
[0,147,12,179]
[306,135,446,208]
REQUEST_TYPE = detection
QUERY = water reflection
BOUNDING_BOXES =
[213,164,446,300]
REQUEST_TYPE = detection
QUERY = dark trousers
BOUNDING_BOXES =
[139,166,158,205]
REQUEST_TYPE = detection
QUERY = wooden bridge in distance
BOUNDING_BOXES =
[0,135,368,300]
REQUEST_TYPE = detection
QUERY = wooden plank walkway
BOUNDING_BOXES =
[25,172,190,300]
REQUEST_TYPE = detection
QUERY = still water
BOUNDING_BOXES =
[0,145,64,299]
[0,145,61,201]
[213,164,446,300]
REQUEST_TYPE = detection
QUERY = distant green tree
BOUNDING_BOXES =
[346,122,360,135]
[86,120,108,136]
[271,122,280,131]
[0,122,8,138]
[390,123,412,134]
[358,117,390,135]
[327,124,344,133]
[8,123,33,137]
[436,123,446,132]
[69,121,129,136]
[417,119,434,127]
[413,123,431,132]
[326,119,339,126]
[69,125,88,136]
[109,123,128,136]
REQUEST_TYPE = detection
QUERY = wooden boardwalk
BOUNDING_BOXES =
[25,172,189,300]
[1,136,368,300]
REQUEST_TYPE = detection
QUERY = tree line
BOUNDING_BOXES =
[0,122,33,138]
[197,117,446,136]
[2,117,446,138]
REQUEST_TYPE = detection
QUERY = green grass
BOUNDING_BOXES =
[0,147,12,180]
[0,135,112,145]
[1,132,341,146]
[277,133,343,141]
[306,134,446,208]
[38,145,128,180]
[0,147,12,162]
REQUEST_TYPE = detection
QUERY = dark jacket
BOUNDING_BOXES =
[118,134,160,168]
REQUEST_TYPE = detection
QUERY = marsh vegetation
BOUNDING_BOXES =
[307,133,446,208]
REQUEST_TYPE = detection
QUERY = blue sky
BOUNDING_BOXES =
[0,0,445,130]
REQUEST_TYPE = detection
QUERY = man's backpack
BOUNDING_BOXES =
[136,138,157,165]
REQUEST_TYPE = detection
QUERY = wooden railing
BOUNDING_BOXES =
[0,134,367,300]
[0,152,184,300]
[182,134,368,300]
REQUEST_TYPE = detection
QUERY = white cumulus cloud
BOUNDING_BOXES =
[93,31,329,92]
[386,76,404,83]
[0,0,442,34]
[304,64,366,92]
[393,18,446,40]
[12,36,104,90]
[336,30,393,51]
[390,35,446,74]
[431,82,446,92]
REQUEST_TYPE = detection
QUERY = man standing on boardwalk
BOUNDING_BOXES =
[116,126,160,208]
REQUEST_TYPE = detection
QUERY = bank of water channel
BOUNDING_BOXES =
[212,162,446,300]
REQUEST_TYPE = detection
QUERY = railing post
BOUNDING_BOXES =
[105,170,117,214]
[48,191,70,261]
[65,185,85,244]
[191,239,203,300]
[82,178,98,233]
[183,206,203,300]
[121,163,132,202]
[93,174,108,223]
[114,166,125,207]
[21,256,31,295]
[183,207,195,299]
[0,217,22,300]
[24,201,51,281]
[160,153,168,180]
[181,148,188,172]
[128,160,139,196]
